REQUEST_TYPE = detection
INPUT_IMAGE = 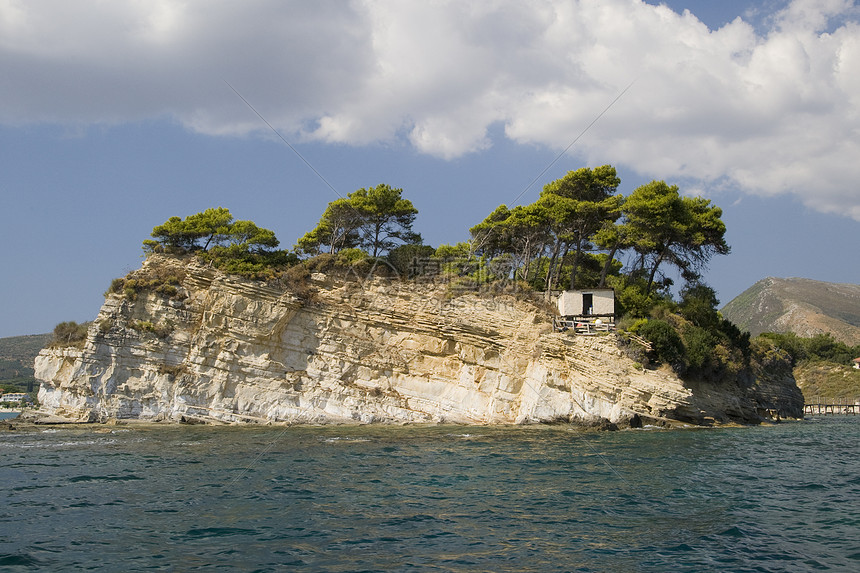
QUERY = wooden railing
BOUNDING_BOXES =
[804,402,859,415]
[624,333,653,351]
[553,315,616,335]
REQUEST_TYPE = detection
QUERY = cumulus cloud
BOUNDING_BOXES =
[1,0,859,218]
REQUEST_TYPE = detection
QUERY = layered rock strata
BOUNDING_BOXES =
[36,256,801,425]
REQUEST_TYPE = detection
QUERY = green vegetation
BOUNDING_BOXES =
[749,331,860,402]
[196,248,297,281]
[130,320,174,338]
[297,184,420,257]
[469,167,728,297]
[139,199,422,283]
[755,332,860,366]
[461,166,737,378]
[145,207,278,253]
[1,360,37,395]
[0,334,51,397]
[470,166,624,295]
[387,244,437,277]
[114,171,740,379]
[613,283,750,379]
[637,319,685,367]
[116,192,422,293]
[143,207,289,280]
[0,361,35,387]
[623,181,729,294]
[51,321,90,348]
[794,362,860,403]
[107,267,186,301]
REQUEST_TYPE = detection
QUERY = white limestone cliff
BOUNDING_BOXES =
[35,255,797,425]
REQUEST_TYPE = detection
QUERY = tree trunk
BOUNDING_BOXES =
[553,244,570,291]
[646,249,666,294]
[598,243,619,288]
[568,241,583,290]
[631,252,646,274]
[543,240,562,300]
[526,240,548,283]
[519,240,533,282]
[372,222,382,257]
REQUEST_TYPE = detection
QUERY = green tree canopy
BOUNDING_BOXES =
[678,283,721,330]
[295,198,363,255]
[469,165,623,293]
[539,165,623,291]
[145,208,279,254]
[623,181,729,294]
[470,203,551,282]
[467,166,729,303]
[593,218,630,288]
[225,220,280,252]
[298,184,420,257]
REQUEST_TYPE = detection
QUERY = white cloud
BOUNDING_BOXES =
[1,0,859,219]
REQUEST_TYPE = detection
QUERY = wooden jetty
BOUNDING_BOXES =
[804,401,859,415]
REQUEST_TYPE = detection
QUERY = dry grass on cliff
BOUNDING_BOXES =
[106,256,188,302]
[279,263,319,302]
[48,321,91,349]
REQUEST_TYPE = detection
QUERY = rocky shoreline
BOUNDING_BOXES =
[4,408,752,434]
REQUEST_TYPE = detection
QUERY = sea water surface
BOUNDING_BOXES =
[1,417,858,572]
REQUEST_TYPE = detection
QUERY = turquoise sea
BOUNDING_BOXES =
[1,417,858,572]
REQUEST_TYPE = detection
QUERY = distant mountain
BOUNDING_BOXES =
[0,333,52,365]
[0,333,51,392]
[721,278,860,345]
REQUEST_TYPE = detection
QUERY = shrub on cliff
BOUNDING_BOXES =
[50,321,90,348]
[750,337,794,374]
[296,250,399,281]
[681,325,715,371]
[197,246,298,281]
[638,319,686,369]
[629,311,750,380]
[130,320,173,338]
[106,262,187,301]
[387,244,437,278]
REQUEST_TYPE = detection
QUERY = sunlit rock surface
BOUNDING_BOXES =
[36,256,802,425]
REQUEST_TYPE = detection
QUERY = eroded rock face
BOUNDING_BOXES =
[36,256,798,425]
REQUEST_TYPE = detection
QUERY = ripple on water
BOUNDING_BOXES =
[0,418,858,572]
[0,553,45,567]
[181,527,260,540]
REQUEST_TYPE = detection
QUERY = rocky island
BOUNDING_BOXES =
[33,175,809,428]
[34,254,803,427]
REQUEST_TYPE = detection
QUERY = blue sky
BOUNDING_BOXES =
[1,0,859,338]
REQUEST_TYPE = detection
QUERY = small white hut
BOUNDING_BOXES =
[557,289,615,317]
[555,289,616,333]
